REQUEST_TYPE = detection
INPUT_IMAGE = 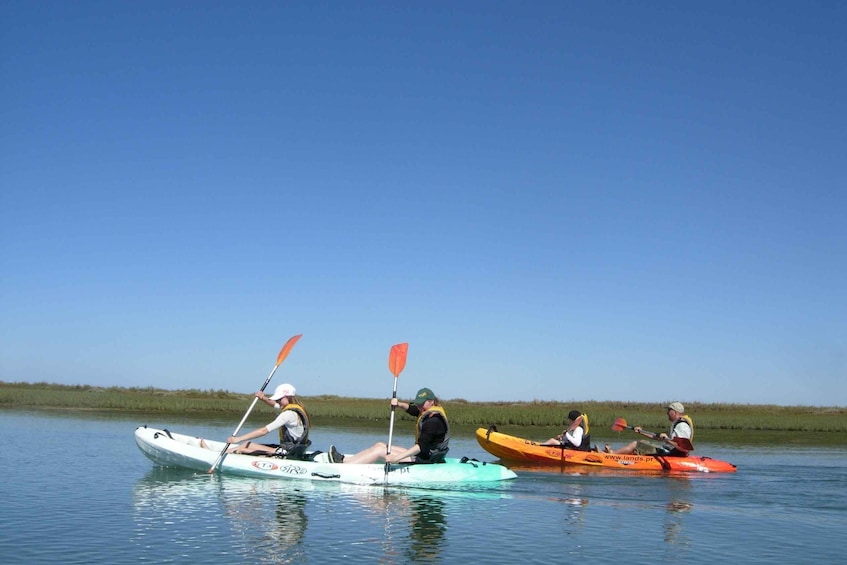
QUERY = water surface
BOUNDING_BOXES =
[1,410,844,563]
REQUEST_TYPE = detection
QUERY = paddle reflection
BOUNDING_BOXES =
[662,476,693,546]
[561,493,589,535]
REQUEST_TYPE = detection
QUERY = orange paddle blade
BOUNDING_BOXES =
[673,437,694,453]
[275,334,303,367]
[388,342,409,377]
[611,417,628,432]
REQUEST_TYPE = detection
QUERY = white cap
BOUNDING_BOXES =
[269,383,296,400]
[666,401,685,413]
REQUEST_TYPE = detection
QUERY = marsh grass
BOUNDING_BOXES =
[3,381,844,441]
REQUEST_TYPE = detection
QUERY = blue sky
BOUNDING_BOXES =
[1,2,844,407]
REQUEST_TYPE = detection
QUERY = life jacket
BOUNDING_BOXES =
[415,404,450,460]
[278,403,311,449]
[564,413,592,451]
[670,415,694,440]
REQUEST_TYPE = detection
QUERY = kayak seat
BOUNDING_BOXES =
[271,442,312,461]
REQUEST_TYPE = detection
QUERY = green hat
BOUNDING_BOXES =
[414,387,436,403]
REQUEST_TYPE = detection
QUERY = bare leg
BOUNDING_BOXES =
[608,440,637,454]
[541,438,562,446]
[341,442,399,464]
[228,442,277,455]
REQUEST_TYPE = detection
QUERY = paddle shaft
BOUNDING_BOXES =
[631,426,691,453]
[386,375,399,454]
[611,417,692,453]
[207,368,279,473]
[208,335,302,473]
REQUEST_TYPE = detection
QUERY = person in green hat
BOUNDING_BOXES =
[328,387,450,464]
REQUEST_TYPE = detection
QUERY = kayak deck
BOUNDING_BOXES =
[476,427,737,473]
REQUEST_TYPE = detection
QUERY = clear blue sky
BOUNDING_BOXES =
[2,2,844,407]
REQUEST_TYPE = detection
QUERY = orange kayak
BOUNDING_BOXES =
[476,427,737,473]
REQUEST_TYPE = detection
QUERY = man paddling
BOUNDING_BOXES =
[605,402,693,456]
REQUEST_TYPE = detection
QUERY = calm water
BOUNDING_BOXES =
[1,409,845,564]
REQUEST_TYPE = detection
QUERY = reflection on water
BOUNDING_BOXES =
[131,467,509,564]
[406,496,445,562]
[662,476,692,546]
[329,486,448,563]
[133,467,311,563]
[221,481,308,562]
[562,494,589,537]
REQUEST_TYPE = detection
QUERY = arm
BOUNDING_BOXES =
[556,416,582,442]
[563,426,584,447]
[228,426,270,444]
[227,412,289,444]
[391,398,413,413]
[255,391,280,409]
[567,415,583,432]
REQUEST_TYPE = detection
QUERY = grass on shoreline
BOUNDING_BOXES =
[4,382,845,444]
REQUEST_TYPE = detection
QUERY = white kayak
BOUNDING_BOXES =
[135,426,517,486]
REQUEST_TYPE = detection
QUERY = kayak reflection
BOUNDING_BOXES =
[132,468,310,562]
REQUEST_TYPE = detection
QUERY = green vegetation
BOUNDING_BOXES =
[3,381,845,445]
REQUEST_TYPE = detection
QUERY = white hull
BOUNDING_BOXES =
[135,426,516,486]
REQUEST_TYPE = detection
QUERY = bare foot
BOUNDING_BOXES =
[199,438,208,449]
[604,443,612,453]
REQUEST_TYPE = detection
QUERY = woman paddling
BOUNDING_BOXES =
[328,387,449,464]
[202,383,311,458]
[541,410,592,451]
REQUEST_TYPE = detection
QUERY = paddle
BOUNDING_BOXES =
[207,334,303,473]
[611,417,694,454]
[386,342,408,455]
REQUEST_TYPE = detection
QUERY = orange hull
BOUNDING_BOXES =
[476,428,737,473]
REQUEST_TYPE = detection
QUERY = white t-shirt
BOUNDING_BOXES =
[565,426,584,446]
[265,410,305,442]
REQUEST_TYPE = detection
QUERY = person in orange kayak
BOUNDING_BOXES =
[541,410,591,451]
[605,401,693,456]
[328,387,449,464]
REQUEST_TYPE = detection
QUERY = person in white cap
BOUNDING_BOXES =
[605,401,693,456]
[223,383,311,458]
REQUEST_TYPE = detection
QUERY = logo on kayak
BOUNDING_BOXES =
[279,464,309,475]
[251,461,278,471]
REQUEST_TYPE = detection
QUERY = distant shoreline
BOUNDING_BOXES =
[3,381,845,445]
[3,380,843,409]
